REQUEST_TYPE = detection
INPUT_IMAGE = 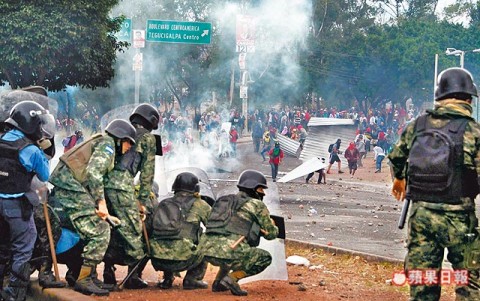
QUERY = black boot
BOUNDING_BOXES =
[74,266,109,296]
[220,272,248,296]
[156,271,174,289]
[0,264,6,291]
[102,263,117,285]
[183,260,208,290]
[2,262,31,301]
[124,263,148,289]
[38,261,66,288]
[91,265,115,291]
[212,266,229,292]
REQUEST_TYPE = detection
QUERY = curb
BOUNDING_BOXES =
[30,280,96,301]
[286,239,403,264]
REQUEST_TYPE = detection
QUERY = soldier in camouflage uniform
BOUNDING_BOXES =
[102,103,159,289]
[389,67,480,301]
[151,172,211,290]
[200,170,279,296]
[49,119,136,297]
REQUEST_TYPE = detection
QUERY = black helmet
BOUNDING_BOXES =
[237,170,268,190]
[435,67,478,101]
[129,103,160,130]
[274,141,280,147]
[105,119,136,144]
[5,100,55,141]
[172,172,200,193]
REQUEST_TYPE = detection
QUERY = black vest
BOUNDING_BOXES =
[116,127,149,176]
[0,137,35,194]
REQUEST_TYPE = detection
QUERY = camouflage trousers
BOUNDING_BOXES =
[54,188,110,267]
[406,201,480,301]
[204,247,272,277]
[104,189,145,266]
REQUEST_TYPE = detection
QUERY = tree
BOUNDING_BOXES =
[0,1,127,91]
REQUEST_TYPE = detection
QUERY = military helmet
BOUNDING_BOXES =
[435,67,478,101]
[105,119,136,144]
[129,103,160,130]
[172,172,200,193]
[5,100,55,141]
[237,170,268,190]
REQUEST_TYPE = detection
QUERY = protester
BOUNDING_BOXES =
[373,143,385,173]
[62,130,84,153]
[268,141,284,182]
[344,141,360,177]
[326,139,344,174]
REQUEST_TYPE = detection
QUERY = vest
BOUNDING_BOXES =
[0,137,35,194]
[115,127,149,176]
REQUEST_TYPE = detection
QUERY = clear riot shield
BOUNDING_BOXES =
[215,181,288,283]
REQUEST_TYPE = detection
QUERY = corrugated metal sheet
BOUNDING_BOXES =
[300,118,357,169]
[276,134,301,157]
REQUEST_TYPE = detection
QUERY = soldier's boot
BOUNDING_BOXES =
[124,262,148,289]
[136,258,149,282]
[0,264,6,291]
[102,263,117,286]
[212,266,229,292]
[65,262,82,287]
[156,271,174,289]
[38,261,66,288]
[1,262,30,301]
[183,260,208,290]
[74,265,109,296]
[220,271,248,296]
[90,265,115,291]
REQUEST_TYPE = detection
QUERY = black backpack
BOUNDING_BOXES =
[152,196,196,239]
[407,114,470,200]
[328,143,334,153]
[206,194,248,230]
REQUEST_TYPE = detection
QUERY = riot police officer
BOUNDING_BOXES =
[151,172,211,290]
[102,103,159,289]
[0,99,55,301]
[49,119,136,297]
[201,170,278,296]
[389,67,480,300]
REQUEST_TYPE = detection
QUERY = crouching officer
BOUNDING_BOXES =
[200,170,278,296]
[49,119,136,297]
[151,172,211,290]
[102,103,159,289]
[0,100,55,301]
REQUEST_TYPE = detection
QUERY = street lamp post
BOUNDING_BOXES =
[445,48,480,68]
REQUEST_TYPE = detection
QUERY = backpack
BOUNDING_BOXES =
[328,143,334,153]
[152,196,197,239]
[206,194,248,230]
[407,114,470,201]
[62,136,72,147]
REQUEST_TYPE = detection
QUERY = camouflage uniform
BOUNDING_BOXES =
[49,135,115,267]
[103,128,156,265]
[200,191,279,277]
[150,192,211,273]
[389,100,480,301]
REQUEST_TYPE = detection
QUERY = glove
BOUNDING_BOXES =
[392,178,406,201]
[96,199,109,220]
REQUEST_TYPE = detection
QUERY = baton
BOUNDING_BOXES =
[118,254,149,290]
[398,199,410,230]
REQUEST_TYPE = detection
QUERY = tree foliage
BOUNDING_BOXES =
[0,0,127,91]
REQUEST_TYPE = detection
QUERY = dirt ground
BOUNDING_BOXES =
[88,140,457,301]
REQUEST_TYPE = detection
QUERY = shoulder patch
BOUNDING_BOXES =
[104,145,114,154]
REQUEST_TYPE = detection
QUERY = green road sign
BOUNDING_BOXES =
[116,18,132,42]
[146,20,211,45]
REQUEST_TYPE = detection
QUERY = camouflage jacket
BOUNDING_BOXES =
[150,192,211,261]
[388,99,480,207]
[200,191,279,260]
[49,134,115,202]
